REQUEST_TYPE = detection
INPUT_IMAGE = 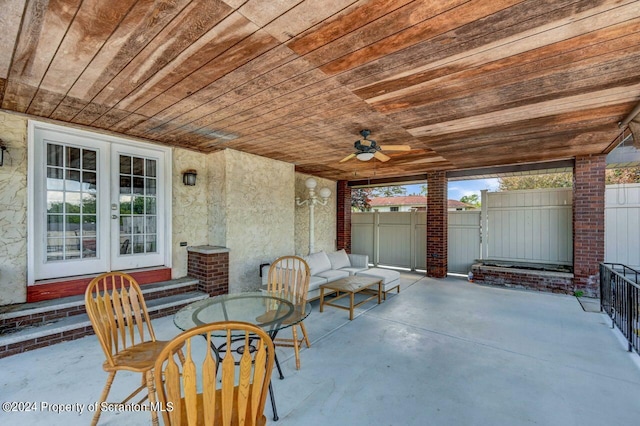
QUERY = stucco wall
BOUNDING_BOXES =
[294,173,337,256]
[171,148,209,279]
[0,112,28,305]
[0,110,335,304]
[208,151,227,247]
[211,149,294,293]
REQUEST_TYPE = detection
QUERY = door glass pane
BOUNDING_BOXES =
[82,150,96,170]
[146,159,156,177]
[66,147,81,168]
[146,178,156,195]
[118,154,158,256]
[133,177,144,195]
[82,171,97,192]
[120,155,131,174]
[120,175,131,194]
[133,157,144,176]
[47,167,64,190]
[46,143,99,262]
[47,144,63,166]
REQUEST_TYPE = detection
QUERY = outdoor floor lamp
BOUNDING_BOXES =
[296,177,331,255]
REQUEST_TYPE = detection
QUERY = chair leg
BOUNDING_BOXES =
[92,371,116,426]
[299,321,311,348]
[145,370,159,426]
[291,326,301,370]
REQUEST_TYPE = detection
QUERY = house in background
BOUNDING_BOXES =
[368,196,476,212]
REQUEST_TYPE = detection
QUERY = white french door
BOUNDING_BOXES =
[29,122,171,282]
[110,145,166,270]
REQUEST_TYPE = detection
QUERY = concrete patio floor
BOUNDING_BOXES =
[1,273,639,425]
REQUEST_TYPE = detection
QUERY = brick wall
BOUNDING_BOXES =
[427,171,447,278]
[187,246,230,296]
[471,264,574,294]
[573,154,605,297]
[336,180,352,253]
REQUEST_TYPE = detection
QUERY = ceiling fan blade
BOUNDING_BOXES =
[374,151,391,162]
[359,139,373,147]
[339,153,356,163]
[380,144,411,151]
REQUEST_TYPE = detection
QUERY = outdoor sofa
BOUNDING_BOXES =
[262,249,401,301]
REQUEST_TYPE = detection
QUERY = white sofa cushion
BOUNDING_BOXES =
[316,269,349,282]
[327,249,351,270]
[308,275,329,292]
[340,266,368,276]
[356,267,400,284]
[304,251,332,276]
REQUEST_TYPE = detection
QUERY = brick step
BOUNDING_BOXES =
[0,277,199,335]
[0,290,209,358]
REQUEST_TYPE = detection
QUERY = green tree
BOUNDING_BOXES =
[371,185,406,197]
[498,173,572,190]
[351,188,372,211]
[419,184,427,196]
[460,194,480,206]
[606,167,640,184]
[498,168,640,191]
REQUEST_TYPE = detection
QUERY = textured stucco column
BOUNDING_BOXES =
[427,171,448,278]
[336,181,352,253]
[573,155,606,297]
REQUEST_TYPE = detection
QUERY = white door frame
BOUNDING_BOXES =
[27,120,172,284]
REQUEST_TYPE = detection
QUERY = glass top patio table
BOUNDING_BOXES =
[173,291,311,335]
[173,291,312,422]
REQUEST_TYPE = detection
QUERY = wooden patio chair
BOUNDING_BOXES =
[84,272,179,426]
[267,255,311,370]
[154,321,275,426]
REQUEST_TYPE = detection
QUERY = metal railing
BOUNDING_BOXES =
[600,263,640,355]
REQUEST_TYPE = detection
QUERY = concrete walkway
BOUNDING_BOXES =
[1,274,639,425]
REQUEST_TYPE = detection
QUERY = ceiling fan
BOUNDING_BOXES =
[339,130,411,163]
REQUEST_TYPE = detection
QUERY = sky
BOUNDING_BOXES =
[403,178,500,201]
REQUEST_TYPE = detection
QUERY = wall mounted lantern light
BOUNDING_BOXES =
[295,177,331,254]
[183,169,197,186]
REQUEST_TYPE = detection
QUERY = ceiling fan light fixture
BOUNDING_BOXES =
[356,152,375,161]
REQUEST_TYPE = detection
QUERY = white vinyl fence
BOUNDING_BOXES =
[605,183,640,269]
[352,186,640,273]
[352,210,480,273]
[481,188,573,265]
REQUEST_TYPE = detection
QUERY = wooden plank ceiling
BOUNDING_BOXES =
[1,0,639,182]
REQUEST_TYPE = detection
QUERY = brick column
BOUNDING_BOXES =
[427,171,448,278]
[187,245,229,296]
[573,155,605,297]
[336,180,352,253]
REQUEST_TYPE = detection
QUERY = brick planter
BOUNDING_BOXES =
[187,245,230,296]
[471,263,574,294]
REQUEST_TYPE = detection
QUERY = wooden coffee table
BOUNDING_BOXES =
[319,276,383,320]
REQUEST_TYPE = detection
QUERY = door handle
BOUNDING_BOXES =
[111,215,118,219]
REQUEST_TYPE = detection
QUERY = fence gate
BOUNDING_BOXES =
[352,211,480,273]
[605,183,640,269]
[448,211,481,273]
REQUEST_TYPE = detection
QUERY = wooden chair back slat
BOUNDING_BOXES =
[251,334,268,422]
[183,339,198,426]
[85,272,156,366]
[165,352,182,426]
[221,332,235,426]
[236,331,252,425]
[154,321,275,426]
[268,256,311,306]
[202,333,217,425]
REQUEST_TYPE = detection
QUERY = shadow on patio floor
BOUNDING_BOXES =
[1,273,639,426]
